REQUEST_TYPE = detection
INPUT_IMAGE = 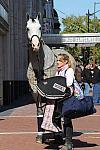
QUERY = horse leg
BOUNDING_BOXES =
[31,91,44,143]
[31,91,43,116]
[36,94,44,116]
[27,66,43,115]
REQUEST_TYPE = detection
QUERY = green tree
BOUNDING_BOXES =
[95,44,100,64]
[61,15,100,33]
[61,15,100,64]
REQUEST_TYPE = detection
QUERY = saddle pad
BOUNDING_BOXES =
[37,76,71,100]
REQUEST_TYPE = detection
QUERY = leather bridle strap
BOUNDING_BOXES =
[30,34,41,43]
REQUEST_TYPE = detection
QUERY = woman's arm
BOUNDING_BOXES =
[66,68,74,87]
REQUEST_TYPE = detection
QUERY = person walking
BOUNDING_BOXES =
[82,64,92,96]
[91,64,100,104]
[41,54,84,150]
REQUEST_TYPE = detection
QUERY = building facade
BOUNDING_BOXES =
[0,0,29,105]
[25,0,60,34]
[0,0,60,106]
[0,0,9,105]
[42,0,60,33]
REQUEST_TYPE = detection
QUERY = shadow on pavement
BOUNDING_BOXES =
[42,131,98,150]
[0,93,34,113]
[0,119,5,121]
[73,139,98,148]
[73,131,83,137]
[43,138,98,150]
[44,139,63,150]
[43,132,64,150]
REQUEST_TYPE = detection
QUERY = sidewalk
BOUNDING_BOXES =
[0,94,100,150]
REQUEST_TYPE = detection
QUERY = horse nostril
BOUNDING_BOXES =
[32,43,35,48]
[38,43,40,47]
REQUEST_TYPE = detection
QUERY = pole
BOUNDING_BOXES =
[93,2,96,66]
[87,9,90,32]
[94,2,96,32]
[94,2,100,32]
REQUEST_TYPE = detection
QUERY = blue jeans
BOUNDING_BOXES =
[93,83,100,104]
[84,83,90,96]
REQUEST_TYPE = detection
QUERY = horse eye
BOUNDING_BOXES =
[39,27,41,30]
[32,18,35,22]
[26,28,29,31]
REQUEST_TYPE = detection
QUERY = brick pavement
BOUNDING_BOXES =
[0,95,100,150]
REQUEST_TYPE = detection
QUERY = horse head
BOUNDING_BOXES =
[26,13,42,51]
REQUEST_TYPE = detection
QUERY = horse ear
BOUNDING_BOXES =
[36,12,41,20]
[26,13,30,21]
[31,18,35,22]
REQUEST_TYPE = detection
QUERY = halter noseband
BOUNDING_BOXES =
[28,34,44,48]
[30,34,41,43]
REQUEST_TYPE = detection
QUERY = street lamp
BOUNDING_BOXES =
[87,9,90,32]
[86,9,93,32]
[86,9,95,32]
[94,2,100,32]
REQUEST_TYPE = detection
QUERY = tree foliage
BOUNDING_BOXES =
[62,15,100,33]
[61,15,100,64]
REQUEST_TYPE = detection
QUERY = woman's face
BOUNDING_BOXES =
[57,56,67,68]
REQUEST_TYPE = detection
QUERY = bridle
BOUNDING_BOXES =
[28,34,41,46]
[28,33,44,78]
[30,34,41,43]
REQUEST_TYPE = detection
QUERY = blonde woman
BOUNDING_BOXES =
[41,54,76,150]
[55,54,74,150]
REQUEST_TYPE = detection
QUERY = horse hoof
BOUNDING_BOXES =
[36,134,43,144]
[60,142,73,150]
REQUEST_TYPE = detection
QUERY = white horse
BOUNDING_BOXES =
[26,13,76,116]
[26,13,42,51]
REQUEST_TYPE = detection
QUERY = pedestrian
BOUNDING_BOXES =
[82,64,92,96]
[75,65,82,85]
[75,64,85,92]
[41,54,84,150]
[91,64,100,104]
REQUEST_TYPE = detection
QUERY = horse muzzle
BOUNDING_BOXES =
[32,47,40,52]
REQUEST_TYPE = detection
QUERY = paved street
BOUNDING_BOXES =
[0,94,100,150]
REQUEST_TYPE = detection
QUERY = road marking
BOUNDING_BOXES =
[0,115,44,118]
[84,137,100,139]
[84,132,100,135]
[0,131,50,135]
[0,131,100,135]
[75,130,100,134]
[0,114,100,118]
[0,116,35,118]
[90,114,100,117]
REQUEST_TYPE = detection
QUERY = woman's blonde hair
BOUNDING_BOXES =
[58,53,72,67]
